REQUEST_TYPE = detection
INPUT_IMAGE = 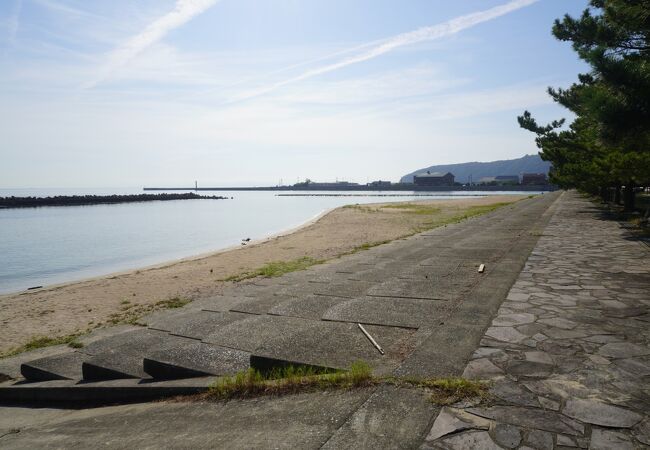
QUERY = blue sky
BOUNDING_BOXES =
[0,0,589,187]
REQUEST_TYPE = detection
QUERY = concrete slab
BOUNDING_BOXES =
[267,294,349,320]
[157,310,253,340]
[309,280,375,298]
[143,341,250,379]
[367,278,455,300]
[255,317,415,374]
[0,390,372,449]
[228,294,288,315]
[321,385,438,449]
[322,296,446,328]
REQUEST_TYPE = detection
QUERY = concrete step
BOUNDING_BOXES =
[143,341,250,380]
[82,330,193,381]
[20,352,89,382]
[0,377,213,406]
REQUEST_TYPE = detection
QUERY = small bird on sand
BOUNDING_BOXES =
[242,238,251,242]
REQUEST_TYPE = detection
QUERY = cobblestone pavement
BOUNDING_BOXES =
[422,192,650,449]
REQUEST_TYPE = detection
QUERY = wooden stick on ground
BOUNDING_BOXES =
[358,323,385,355]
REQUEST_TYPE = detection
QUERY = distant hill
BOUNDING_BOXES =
[400,154,551,184]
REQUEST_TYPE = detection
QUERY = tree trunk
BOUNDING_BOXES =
[600,186,608,202]
[623,182,635,212]
[614,185,621,205]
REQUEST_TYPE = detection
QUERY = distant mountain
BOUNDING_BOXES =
[400,154,551,184]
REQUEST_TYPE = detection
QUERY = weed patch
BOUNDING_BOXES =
[208,361,373,400]
[205,362,488,405]
[223,257,324,282]
[0,332,85,359]
[398,377,490,405]
[107,296,191,326]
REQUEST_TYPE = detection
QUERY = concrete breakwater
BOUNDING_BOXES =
[0,193,228,209]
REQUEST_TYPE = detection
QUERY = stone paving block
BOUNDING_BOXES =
[467,406,584,435]
[321,296,446,328]
[143,342,249,379]
[21,352,89,382]
[590,428,636,450]
[562,398,642,428]
[433,430,501,449]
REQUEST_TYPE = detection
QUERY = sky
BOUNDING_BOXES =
[0,0,590,188]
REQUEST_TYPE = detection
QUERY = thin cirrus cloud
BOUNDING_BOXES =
[83,0,220,89]
[233,0,540,102]
[7,0,23,47]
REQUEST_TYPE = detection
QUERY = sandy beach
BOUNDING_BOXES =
[0,195,525,355]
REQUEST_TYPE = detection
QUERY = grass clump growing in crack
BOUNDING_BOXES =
[401,377,490,405]
[343,240,392,255]
[205,361,488,405]
[208,361,373,400]
[223,256,324,282]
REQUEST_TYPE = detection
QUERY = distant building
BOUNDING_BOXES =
[413,171,455,186]
[293,180,360,189]
[495,175,520,184]
[521,173,548,185]
[478,175,520,185]
[477,176,495,184]
[368,180,392,187]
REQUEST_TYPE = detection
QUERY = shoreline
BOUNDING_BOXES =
[0,195,527,354]
[1,207,337,298]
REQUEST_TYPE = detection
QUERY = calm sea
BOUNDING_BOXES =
[0,188,542,294]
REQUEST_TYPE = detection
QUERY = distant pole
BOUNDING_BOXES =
[195,180,198,191]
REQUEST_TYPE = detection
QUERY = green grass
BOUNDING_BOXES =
[223,256,325,282]
[208,361,373,400]
[107,296,191,325]
[343,240,392,256]
[0,332,85,359]
[412,202,512,233]
[397,377,490,405]
[205,361,489,405]
[0,296,192,359]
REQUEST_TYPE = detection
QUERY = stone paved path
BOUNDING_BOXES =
[422,192,650,449]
